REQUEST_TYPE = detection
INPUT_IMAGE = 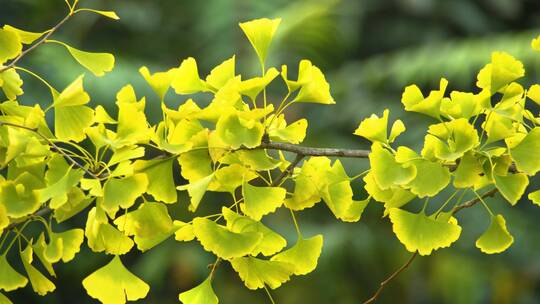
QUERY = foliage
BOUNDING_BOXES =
[1,1,540,303]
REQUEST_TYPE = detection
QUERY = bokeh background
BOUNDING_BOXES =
[3,0,540,303]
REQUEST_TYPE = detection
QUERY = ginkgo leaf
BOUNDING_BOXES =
[222,207,286,256]
[322,181,370,222]
[0,255,27,291]
[388,208,462,256]
[0,68,23,100]
[241,183,286,221]
[52,40,114,76]
[102,174,148,217]
[208,164,257,194]
[529,189,540,206]
[267,115,308,144]
[280,60,312,92]
[453,152,483,188]
[20,245,55,296]
[476,214,514,254]
[239,18,281,64]
[85,207,134,255]
[285,157,331,210]
[440,91,482,119]
[532,35,540,52]
[178,276,218,304]
[270,235,323,275]
[79,9,120,20]
[192,217,262,260]
[174,221,195,242]
[369,142,416,189]
[493,173,528,205]
[527,84,540,105]
[32,234,56,277]
[3,25,43,44]
[422,118,479,161]
[139,66,172,101]
[401,78,448,119]
[48,228,84,263]
[0,292,12,304]
[239,68,279,101]
[206,55,235,91]
[476,51,524,94]
[509,128,540,175]
[35,166,84,208]
[0,176,41,218]
[177,174,214,212]
[224,150,281,171]
[405,158,450,198]
[82,255,150,304]
[292,62,335,104]
[0,29,22,64]
[134,158,177,204]
[0,204,8,236]
[354,109,405,143]
[114,202,178,252]
[171,57,206,94]
[215,111,264,149]
[230,256,293,290]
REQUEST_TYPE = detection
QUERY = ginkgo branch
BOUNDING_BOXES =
[0,11,73,73]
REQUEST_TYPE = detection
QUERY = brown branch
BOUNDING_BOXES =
[259,141,370,158]
[0,12,73,73]
[272,153,305,186]
[362,252,418,304]
[452,188,499,215]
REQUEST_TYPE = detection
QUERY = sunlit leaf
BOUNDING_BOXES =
[82,255,150,304]
[239,18,281,64]
[102,174,148,217]
[20,244,55,296]
[270,235,323,275]
[475,214,514,254]
[0,255,27,291]
[0,68,23,100]
[170,57,206,94]
[0,29,22,65]
[177,174,214,212]
[178,276,218,304]
[493,173,528,205]
[241,183,286,221]
[230,256,293,290]
[508,128,540,175]
[55,41,115,76]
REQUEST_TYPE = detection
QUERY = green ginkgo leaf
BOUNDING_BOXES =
[177,174,214,212]
[139,66,173,101]
[0,68,23,100]
[0,255,28,291]
[20,245,55,296]
[453,152,483,188]
[230,256,293,290]
[170,57,206,94]
[239,18,281,65]
[285,157,331,210]
[3,25,43,44]
[208,164,257,194]
[192,217,262,260]
[405,158,450,198]
[51,40,114,76]
[270,235,323,275]
[0,176,41,218]
[206,55,235,91]
[114,202,178,252]
[178,276,218,304]
[35,166,84,209]
[388,208,462,256]
[354,109,405,143]
[267,115,308,144]
[241,182,286,221]
[54,188,93,223]
[32,234,56,277]
[102,174,148,217]
[215,111,264,149]
[401,78,448,119]
[364,172,416,210]
[493,173,528,205]
[174,221,195,242]
[369,142,416,190]
[225,150,281,171]
[82,255,150,304]
[322,181,369,222]
[476,51,524,94]
[475,214,514,254]
[509,128,540,175]
[440,91,482,119]
[134,158,177,204]
[0,204,8,237]
[222,207,286,256]
[529,189,540,206]
[0,28,22,64]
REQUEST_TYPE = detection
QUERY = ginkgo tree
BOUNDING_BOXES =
[1,1,540,303]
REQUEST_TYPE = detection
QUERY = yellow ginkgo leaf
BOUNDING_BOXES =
[0,28,22,64]
[241,182,286,221]
[475,214,514,254]
[0,255,28,291]
[3,25,43,44]
[205,55,235,91]
[270,235,323,275]
[49,40,114,76]
[139,66,173,101]
[230,256,293,290]
[239,18,281,65]
[20,244,55,296]
[82,256,150,304]
[532,35,540,52]
[170,57,206,94]
[0,68,23,100]
[178,276,218,304]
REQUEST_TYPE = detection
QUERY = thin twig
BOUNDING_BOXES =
[452,188,499,215]
[0,12,73,73]
[272,153,305,186]
[362,252,418,304]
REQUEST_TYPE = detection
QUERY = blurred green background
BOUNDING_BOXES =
[3,0,540,303]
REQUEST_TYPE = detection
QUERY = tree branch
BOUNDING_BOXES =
[258,142,370,158]
[272,153,304,186]
[452,188,499,215]
[0,12,73,73]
